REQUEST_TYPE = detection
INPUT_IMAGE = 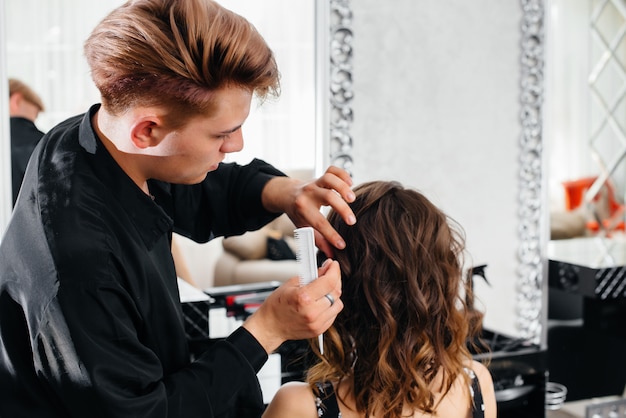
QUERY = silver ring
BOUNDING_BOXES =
[324,293,335,307]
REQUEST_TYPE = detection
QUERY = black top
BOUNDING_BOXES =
[0,105,284,417]
[314,368,485,418]
[10,116,45,205]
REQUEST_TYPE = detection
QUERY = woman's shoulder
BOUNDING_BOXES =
[263,381,318,418]
[469,360,497,418]
[469,360,492,382]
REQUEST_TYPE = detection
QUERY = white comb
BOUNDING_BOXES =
[293,226,324,355]
[294,227,318,286]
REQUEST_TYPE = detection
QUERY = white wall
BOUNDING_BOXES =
[350,1,523,336]
[0,0,11,234]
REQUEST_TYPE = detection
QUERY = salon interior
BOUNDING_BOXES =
[1,0,625,417]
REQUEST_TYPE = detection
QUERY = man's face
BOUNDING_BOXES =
[152,86,252,184]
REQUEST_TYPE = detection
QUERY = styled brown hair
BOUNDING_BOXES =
[8,78,45,111]
[307,181,485,418]
[84,0,279,127]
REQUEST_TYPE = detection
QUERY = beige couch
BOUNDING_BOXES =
[213,214,301,287]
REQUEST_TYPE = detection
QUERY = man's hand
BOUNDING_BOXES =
[242,259,342,354]
[261,166,356,257]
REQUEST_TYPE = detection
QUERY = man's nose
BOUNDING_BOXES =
[222,131,244,153]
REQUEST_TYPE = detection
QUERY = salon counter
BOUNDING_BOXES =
[547,237,626,299]
[546,237,626,402]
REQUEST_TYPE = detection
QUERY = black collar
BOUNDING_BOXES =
[79,104,173,250]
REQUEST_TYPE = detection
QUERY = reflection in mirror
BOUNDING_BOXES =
[547,0,626,256]
[545,0,626,403]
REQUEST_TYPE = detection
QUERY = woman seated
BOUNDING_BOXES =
[263,180,497,418]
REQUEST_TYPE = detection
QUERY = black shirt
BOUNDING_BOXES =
[10,116,45,205]
[0,104,284,417]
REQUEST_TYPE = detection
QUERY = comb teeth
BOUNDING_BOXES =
[294,227,318,286]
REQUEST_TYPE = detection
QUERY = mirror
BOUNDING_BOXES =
[331,1,546,344]
[0,0,546,346]
[544,1,626,403]
[547,0,626,254]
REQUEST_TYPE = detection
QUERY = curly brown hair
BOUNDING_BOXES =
[306,181,485,417]
[84,0,280,128]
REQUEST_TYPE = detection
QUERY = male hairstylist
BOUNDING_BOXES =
[0,1,356,417]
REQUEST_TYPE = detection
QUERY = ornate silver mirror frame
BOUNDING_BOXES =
[518,0,546,345]
[319,0,547,344]
[316,0,354,178]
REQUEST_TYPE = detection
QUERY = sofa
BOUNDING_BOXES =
[213,214,301,287]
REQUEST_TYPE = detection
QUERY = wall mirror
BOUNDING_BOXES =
[546,0,626,269]
[336,0,547,346]
[0,0,546,349]
[544,1,626,403]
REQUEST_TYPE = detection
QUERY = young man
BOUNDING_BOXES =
[0,1,356,417]
[8,78,46,205]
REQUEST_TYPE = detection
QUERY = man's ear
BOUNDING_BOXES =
[8,92,22,115]
[130,115,165,150]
